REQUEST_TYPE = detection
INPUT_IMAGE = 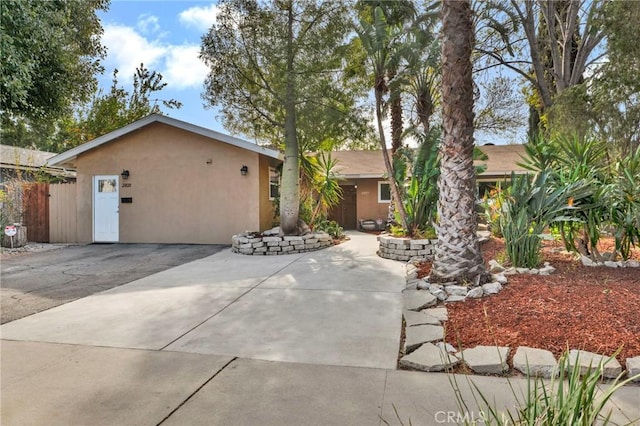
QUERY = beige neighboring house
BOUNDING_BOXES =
[0,144,75,183]
[47,114,282,244]
[328,145,528,230]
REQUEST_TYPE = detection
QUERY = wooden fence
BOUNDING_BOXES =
[49,183,78,243]
[23,182,49,242]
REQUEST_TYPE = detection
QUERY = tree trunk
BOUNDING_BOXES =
[375,88,408,232]
[279,1,301,235]
[429,0,487,286]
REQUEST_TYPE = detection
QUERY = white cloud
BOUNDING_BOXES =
[163,45,209,90]
[137,14,160,34]
[102,24,207,91]
[102,24,166,80]
[179,4,220,32]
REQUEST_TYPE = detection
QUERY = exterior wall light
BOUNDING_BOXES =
[240,165,249,176]
[121,170,130,179]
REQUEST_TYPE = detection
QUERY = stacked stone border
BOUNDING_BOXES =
[399,266,640,381]
[377,235,437,262]
[232,231,332,255]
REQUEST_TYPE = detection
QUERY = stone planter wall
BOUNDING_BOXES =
[232,231,332,255]
[378,235,437,262]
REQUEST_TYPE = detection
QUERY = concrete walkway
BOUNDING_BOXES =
[2,232,638,425]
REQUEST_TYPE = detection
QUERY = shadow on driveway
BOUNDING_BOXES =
[0,244,226,324]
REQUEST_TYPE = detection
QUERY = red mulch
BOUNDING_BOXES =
[416,238,640,365]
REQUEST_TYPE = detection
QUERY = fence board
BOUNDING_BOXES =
[23,183,49,242]
[49,183,78,243]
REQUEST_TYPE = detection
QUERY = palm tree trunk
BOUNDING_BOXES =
[375,88,408,232]
[429,0,487,286]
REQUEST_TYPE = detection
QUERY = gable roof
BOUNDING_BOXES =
[330,150,390,178]
[475,144,528,177]
[47,114,282,167]
[330,144,528,179]
[1,144,76,178]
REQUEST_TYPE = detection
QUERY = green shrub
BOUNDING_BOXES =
[313,219,343,239]
[497,171,591,268]
[453,350,640,425]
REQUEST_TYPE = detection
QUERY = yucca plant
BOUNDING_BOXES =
[497,171,592,268]
[519,135,610,261]
[607,145,640,260]
[401,129,440,237]
[298,152,343,227]
[459,350,640,425]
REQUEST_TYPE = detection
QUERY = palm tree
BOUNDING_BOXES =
[355,7,409,231]
[429,0,487,286]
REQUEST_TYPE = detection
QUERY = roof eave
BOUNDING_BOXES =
[47,114,283,166]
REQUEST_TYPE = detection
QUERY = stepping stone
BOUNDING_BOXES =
[568,350,622,379]
[513,347,558,378]
[403,310,441,327]
[435,341,457,354]
[405,278,421,290]
[626,357,640,382]
[445,295,466,303]
[421,307,448,321]
[461,346,510,374]
[400,343,460,372]
[403,290,437,311]
[404,325,444,352]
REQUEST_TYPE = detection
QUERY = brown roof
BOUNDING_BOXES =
[1,144,56,168]
[330,144,527,179]
[0,144,76,178]
[330,150,388,178]
[475,144,528,177]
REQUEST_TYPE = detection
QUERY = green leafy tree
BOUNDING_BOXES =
[51,64,182,152]
[475,0,608,137]
[201,0,360,235]
[548,0,640,155]
[1,0,108,121]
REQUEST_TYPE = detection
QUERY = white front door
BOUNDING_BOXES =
[93,175,119,242]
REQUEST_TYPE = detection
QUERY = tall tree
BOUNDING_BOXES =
[51,64,182,152]
[553,0,640,155]
[0,0,108,121]
[475,0,607,126]
[355,7,410,231]
[429,0,487,285]
[201,0,357,235]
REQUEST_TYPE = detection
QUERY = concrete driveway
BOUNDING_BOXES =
[3,232,639,425]
[0,243,226,324]
[1,232,405,369]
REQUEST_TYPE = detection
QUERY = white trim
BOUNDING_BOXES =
[378,181,391,203]
[48,114,283,167]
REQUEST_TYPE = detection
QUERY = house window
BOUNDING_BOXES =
[378,181,391,203]
[269,167,280,200]
[98,179,117,193]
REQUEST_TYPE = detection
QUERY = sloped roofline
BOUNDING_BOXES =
[48,114,283,167]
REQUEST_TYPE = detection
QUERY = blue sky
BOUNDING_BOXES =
[97,1,224,132]
[97,1,525,145]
